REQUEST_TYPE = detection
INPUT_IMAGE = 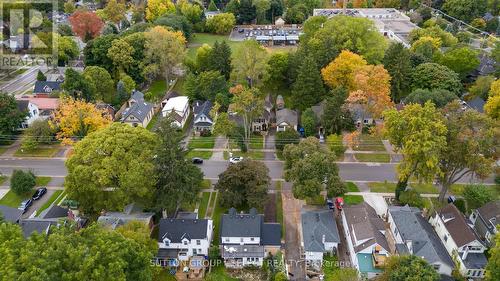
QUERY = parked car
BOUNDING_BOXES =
[335,197,344,211]
[32,187,47,200]
[229,157,243,164]
[192,157,203,164]
[18,199,33,213]
[326,199,334,209]
[238,28,244,33]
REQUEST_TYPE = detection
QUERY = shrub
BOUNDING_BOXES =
[326,134,345,157]
[275,130,300,151]
[200,130,212,137]
[399,189,425,208]
[463,184,493,211]
[454,198,466,214]
[10,170,36,195]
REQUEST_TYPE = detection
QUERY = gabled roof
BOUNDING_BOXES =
[343,202,389,253]
[222,244,265,258]
[121,91,154,123]
[221,208,262,238]
[302,209,340,252]
[476,200,500,233]
[159,218,209,243]
[16,100,30,112]
[19,219,56,238]
[0,205,23,223]
[466,97,485,113]
[17,97,59,110]
[261,223,281,246]
[162,96,189,113]
[97,206,154,230]
[193,100,213,117]
[276,108,298,127]
[311,100,326,120]
[34,81,61,93]
[389,206,454,267]
[436,204,480,248]
[40,205,69,219]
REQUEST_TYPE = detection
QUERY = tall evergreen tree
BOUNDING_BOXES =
[209,40,232,80]
[208,0,218,11]
[383,43,413,102]
[36,70,47,81]
[238,0,256,24]
[116,80,129,105]
[291,55,325,111]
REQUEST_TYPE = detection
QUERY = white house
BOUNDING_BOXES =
[301,209,340,270]
[469,200,499,246]
[429,204,488,279]
[120,91,155,128]
[220,208,281,268]
[155,215,213,267]
[388,206,455,277]
[16,100,40,128]
[276,108,298,132]
[192,100,213,132]
[342,202,390,279]
[162,96,190,128]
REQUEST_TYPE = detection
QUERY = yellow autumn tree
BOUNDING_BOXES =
[145,0,175,22]
[347,65,393,130]
[321,50,368,91]
[485,80,500,119]
[50,97,112,145]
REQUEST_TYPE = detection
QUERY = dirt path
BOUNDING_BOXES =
[282,189,305,280]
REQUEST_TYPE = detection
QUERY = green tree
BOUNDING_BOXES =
[322,87,355,135]
[209,41,232,80]
[265,52,289,91]
[116,221,158,255]
[154,14,193,39]
[399,189,425,208]
[24,119,55,144]
[107,39,134,73]
[436,102,499,201]
[327,134,346,157]
[232,39,268,87]
[83,34,119,73]
[103,0,126,26]
[0,94,27,136]
[177,0,203,24]
[83,66,115,104]
[0,223,155,280]
[153,117,203,213]
[442,0,487,23]
[409,25,458,47]
[253,0,271,24]
[292,54,325,111]
[65,123,158,217]
[238,0,257,24]
[62,68,95,101]
[486,226,500,280]
[379,255,440,281]
[469,75,495,100]
[10,170,36,195]
[116,80,129,105]
[383,102,447,199]
[230,85,264,148]
[36,70,46,81]
[183,71,228,102]
[283,137,345,199]
[275,129,300,151]
[405,88,458,108]
[215,159,270,209]
[462,184,494,211]
[383,42,413,102]
[284,4,307,24]
[301,108,317,137]
[411,63,462,94]
[194,44,213,73]
[439,47,480,78]
[208,0,218,11]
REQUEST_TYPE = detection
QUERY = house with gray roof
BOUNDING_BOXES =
[120,91,155,128]
[33,81,62,97]
[301,209,340,269]
[388,206,454,276]
[193,100,214,132]
[155,213,213,267]
[97,203,154,230]
[220,208,281,268]
[276,108,298,132]
[342,202,390,279]
[0,205,23,223]
[469,200,499,246]
[430,204,488,279]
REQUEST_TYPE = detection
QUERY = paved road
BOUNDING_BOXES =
[0,66,44,95]
[0,157,495,184]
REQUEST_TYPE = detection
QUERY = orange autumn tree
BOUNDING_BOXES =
[50,97,112,145]
[347,65,393,131]
[321,50,368,91]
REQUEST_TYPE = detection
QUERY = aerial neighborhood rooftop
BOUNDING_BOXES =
[0,0,499,281]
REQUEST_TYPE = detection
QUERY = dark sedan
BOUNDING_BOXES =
[18,199,33,213]
[32,187,47,200]
[192,157,204,164]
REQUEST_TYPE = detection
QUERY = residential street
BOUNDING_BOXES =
[0,157,495,184]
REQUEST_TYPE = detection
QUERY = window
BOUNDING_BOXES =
[183,240,188,245]
[225,238,230,242]
[196,240,201,245]
[433,264,440,271]
[164,240,169,246]
[444,235,448,242]
[193,249,197,255]
[240,238,244,243]
[250,238,254,241]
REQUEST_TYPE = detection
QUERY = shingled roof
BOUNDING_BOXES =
[159,218,209,243]
[437,204,482,248]
[302,209,340,252]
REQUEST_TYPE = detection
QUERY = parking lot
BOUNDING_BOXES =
[230,25,302,46]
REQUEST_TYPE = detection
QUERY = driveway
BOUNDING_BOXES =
[209,136,227,161]
[264,133,276,160]
[362,193,389,217]
[22,189,55,219]
[282,182,306,280]
[334,208,352,266]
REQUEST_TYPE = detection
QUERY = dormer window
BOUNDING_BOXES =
[163,239,170,246]
[183,240,188,245]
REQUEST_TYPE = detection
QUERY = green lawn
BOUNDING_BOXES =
[212,194,228,246]
[346,182,360,192]
[146,112,160,131]
[354,153,391,163]
[35,177,51,186]
[198,192,211,219]
[223,150,265,160]
[188,136,215,149]
[344,195,364,205]
[153,267,177,281]
[0,176,6,185]
[248,135,264,149]
[186,150,213,159]
[0,190,30,207]
[306,194,325,205]
[368,182,439,194]
[204,265,239,281]
[14,147,59,157]
[187,33,242,59]
[0,146,7,155]
[353,134,387,151]
[171,77,184,93]
[200,179,212,189]
[146,80,167,102]
[35,190,63,216]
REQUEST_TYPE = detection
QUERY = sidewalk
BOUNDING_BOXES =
[209,136,228,161]
[1,139,22,157]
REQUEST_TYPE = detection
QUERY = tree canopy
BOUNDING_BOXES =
[378,255,440,281]
[411,63,462,94]
[321,50,367,91]
[232,39,268,87]
[0,94,26,136]
[404,88,458,108]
